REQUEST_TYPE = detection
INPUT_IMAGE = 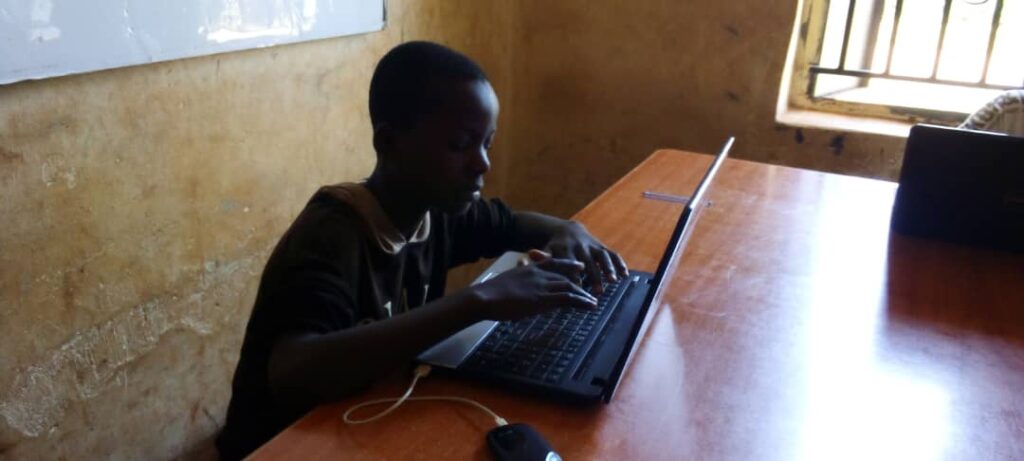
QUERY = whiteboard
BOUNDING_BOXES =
[0,0,385,85]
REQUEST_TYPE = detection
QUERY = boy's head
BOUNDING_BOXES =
[369,41,489,131]
[369,41,498,214]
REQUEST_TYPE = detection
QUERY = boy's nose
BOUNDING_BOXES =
[470,148,491,174]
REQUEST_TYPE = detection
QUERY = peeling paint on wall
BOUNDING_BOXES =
[0,251,262,438]
[39,154,77,188]
[0,146,25,166]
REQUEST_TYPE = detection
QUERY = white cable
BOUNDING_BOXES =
[342,365,508,427]
[342,364,431,424]
[344,396,508,427]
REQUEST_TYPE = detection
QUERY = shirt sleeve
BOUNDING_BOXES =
[266,203,365,338]
[273,259,359,336]
[446,197,518,268]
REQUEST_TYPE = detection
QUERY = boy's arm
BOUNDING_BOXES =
[267,288,481,413]
[512,211,629,292]
[266,257,596,414]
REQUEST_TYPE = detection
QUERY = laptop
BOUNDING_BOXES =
[891,124,1024,252]
[418,137,735,403]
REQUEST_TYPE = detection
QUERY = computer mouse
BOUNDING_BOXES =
[486,423,562,461]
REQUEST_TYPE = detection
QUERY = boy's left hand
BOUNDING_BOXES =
[544,221,629,294]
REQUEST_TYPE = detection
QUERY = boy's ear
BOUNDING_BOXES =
[372,123,397,157]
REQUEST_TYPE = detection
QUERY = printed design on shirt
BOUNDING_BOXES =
[400,284,431,313]
[383,300,392,318]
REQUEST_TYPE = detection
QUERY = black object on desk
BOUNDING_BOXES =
[892,124,1024,252]
[486,423,561,461]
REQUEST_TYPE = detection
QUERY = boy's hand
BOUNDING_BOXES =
[544,221,629,294]
[472,255,597,321]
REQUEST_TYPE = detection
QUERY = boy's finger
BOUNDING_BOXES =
[516,248,548,266]
[517,249,551,267]
[539,291,598,310]
[537,260,584,286]
[596,249,618,282]
[527,249,551,262]
[611,251,629,277]
[537,257,585,275]
[545,280,597,303]
[574,247,603,294]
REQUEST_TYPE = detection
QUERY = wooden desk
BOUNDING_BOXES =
[249,150,1024,460]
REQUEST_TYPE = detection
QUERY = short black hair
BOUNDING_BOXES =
[369,41,489,130]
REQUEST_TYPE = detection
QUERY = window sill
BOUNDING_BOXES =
[776,107,913,138]
[823,82,999,116]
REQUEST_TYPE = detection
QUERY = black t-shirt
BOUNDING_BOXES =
[216,184,516,460]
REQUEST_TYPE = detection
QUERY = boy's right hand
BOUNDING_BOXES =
[471,251,598,321]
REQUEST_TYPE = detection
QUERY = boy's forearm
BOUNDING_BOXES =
[511,210,577,251]
[268,289,485,410]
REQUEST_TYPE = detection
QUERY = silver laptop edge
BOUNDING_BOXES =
[418,251,523,368]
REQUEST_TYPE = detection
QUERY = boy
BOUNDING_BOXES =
[216,41,627,460]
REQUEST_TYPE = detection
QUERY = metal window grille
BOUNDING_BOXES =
[808,0,1021,95]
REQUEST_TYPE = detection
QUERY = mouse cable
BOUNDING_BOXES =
[342,364,508,427]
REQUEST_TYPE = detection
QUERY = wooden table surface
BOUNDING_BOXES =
[248,150,1024,460]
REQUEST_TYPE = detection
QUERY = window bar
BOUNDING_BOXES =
[858,0,887,71]
[980,0,1004,84]
[931,0,954,79]
[883,0,905,75]
[837,0,858,70]
[809,67,1020,90]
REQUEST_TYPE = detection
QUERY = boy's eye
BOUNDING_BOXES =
[449,137,471,151]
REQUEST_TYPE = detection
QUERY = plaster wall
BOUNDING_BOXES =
[502,0,906,217]
[0,1,514,459]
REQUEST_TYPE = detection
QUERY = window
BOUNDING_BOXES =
[784,0,1023,125]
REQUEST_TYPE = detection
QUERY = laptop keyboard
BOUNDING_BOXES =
[462,279,621,383]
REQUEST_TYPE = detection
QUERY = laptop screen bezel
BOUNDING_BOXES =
[601,137,734,402]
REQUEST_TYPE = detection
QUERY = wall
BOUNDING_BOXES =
[501,0,907,217]
[0,1,514,459]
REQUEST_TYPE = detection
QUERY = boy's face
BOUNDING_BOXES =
[393,79,499,214]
